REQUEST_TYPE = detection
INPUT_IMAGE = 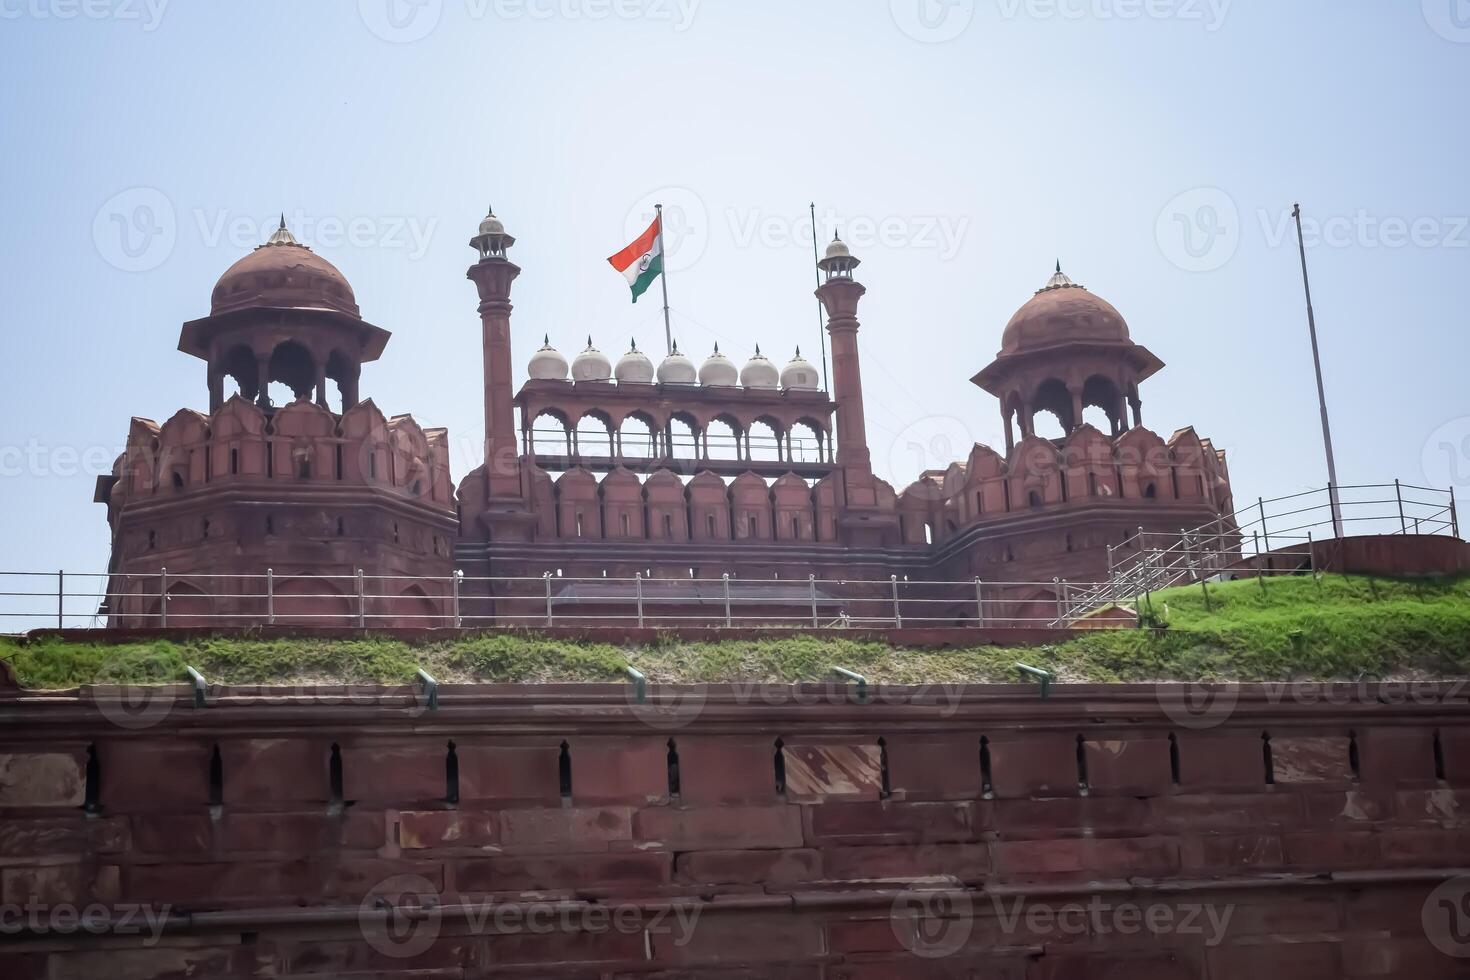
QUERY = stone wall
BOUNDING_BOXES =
[1,682,1467,977]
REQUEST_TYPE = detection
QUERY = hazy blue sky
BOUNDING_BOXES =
[1,0,1467,577]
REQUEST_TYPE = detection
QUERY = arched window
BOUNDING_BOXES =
[619,414,656,459]
[705,417,741,461]
[531,410,571,458]
[748,419,782,462]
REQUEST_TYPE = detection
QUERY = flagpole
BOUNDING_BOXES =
[1292,202,1344,538]
[810,202,830,393]
[655,203,673,356]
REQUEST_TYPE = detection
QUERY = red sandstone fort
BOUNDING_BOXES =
[94,209,1236,628]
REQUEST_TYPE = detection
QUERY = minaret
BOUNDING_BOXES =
[816,235,875,499]
[467,206,523,500]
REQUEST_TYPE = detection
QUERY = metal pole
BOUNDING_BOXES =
[1451,486,1460,539]
[890,575,902,628]
[57,569,63,629]
[722,573,732,627]
[355,568,365,628]
[1258,497,1271,553]
[635,572,644,628]
[544,572,553,627]
[1394,479,1406,534]
[266,568,275,625]
[1292,203,1344,538]
[159,567,168,628]
[1307,531,1317,580]
[1053,576,1063,623]
[809,202,830,393]
[1106,545,1114,576]
[809,574,819,627]
[452,570,462,628]
[975,578,985,627]
[655,203,673,356]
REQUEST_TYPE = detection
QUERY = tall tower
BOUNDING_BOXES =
[467,207,525,501]
[816,235,896,545]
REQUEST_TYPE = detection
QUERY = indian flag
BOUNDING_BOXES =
[608,215,663,303]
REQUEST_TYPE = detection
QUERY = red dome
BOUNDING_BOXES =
[1000,273,1129,355]
[210,225,358,318]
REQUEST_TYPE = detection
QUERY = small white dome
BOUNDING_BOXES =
[824,235,851,261]
[739,345,779,389]
[698,344,738,387]
[615,339,655,384]
[528,334,569,381]
[571,337,612,382]
[478,210,505,237]
[780,347,820,391]
[657,342,697,384]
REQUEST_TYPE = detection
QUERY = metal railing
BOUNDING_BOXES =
[1057,481,1460,625]
[1,568,1099,633]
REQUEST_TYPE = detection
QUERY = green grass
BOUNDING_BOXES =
[3,573,1468,690]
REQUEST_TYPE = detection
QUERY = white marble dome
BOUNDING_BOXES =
[824,235,852,262]
[780,347,820,391]
[570,337,612,382]
[698,344,738,387]
[657,342,697,384]
[528,335,569,381]
[740,345,779,389]
[615,339,655,384]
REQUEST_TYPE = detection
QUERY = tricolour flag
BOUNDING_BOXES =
[607,215,663,303]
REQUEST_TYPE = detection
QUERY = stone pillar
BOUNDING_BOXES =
[255,354,271,410]
[1070,387,1085,433]
[816,275,873,482]
[467,255,523,499]
[207,365,224,413]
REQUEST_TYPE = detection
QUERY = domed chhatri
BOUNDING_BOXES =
[210,216,359,318]
[698,343,738,387]
[739,345,780,389]
[781,346,820,391]
[999,262,1130,355]
[615,339,655,384]
[470,204,515,259]
[657,341,697,384]
[528,334,569,381]
[817,233,861,280]
[570,336,612,382]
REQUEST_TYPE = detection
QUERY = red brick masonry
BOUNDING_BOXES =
[2,680,1468,977]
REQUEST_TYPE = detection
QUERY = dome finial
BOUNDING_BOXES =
[1056,258,1062,273]
[543,333,549,345]
[279,213,287,231]
[714,341,720,354]
[795,345,801,357]
[265,215,299,247]
[586,334,593,348]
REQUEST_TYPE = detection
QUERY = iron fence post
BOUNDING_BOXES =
[56,569,63,629]
[355,568,365,628]
[975,578,984,627]
[159,567,168,628]
[544,572,553,627]
[1106,544,1114,575]
[266,568,275,625]
[723,573,732,627]
[635,572,644,628]
[890,575,902,628]
[1258,497,1270,553]
[1053,576,1063,623]
[1452,486,1460,539]
[809,574,818,628]
[452,570,462,628]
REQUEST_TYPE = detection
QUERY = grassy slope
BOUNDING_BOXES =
[2,574,1467,691]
